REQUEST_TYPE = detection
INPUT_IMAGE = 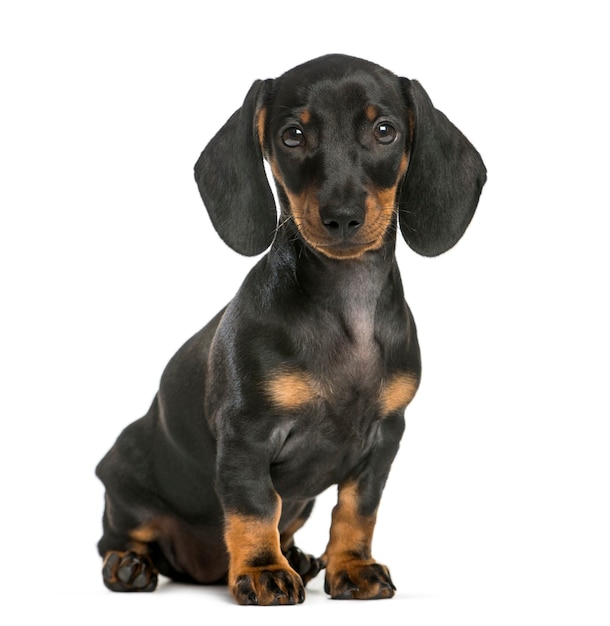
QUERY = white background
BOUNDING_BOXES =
[1,1,608,624]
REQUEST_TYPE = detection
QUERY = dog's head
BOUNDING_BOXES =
[195,54,486,258]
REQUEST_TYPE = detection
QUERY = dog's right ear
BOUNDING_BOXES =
[194,79,277,256]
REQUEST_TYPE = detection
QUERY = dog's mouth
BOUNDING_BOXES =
[305,235,380,259]
[294,215,394,260]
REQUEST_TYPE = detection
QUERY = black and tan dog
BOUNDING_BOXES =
[96,54,486,605]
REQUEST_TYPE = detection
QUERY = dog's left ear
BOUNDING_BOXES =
[194,79,277,256]
[398,79,487,257]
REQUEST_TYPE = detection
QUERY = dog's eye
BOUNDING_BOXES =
[282,127,305,148]
[374,123,397,145]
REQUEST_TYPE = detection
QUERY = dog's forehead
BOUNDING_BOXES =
[272,54,403,115]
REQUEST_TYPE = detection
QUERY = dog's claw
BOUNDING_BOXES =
[247,591,258,605]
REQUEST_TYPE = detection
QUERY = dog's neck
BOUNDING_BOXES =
[270,225,400,346]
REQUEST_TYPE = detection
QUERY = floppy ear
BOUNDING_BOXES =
[398,78,487,257]
[194,79,277,256]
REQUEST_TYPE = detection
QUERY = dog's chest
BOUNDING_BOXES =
[329,297,381,383]
[267,259,407,414]
[269,312,383,496]
[270,283,388,420]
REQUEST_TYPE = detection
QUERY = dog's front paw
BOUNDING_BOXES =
[325,560,395,600]
[232,565,305,605]
[102,551,158,592]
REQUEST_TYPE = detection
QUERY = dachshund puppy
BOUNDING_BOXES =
[96,53,486,605]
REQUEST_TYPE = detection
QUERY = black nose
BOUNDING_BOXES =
[320,206,364,238]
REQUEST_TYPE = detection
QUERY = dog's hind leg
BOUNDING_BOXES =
[97,496,159,592]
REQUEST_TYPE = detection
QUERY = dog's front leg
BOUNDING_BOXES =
[216,438,305,605]
[322,414,404,600]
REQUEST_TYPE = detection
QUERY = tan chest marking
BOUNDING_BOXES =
[265,370,321,410]
[266,369,418,416]
[378,372,419,416]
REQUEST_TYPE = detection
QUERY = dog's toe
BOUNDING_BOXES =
[102,551,158,592]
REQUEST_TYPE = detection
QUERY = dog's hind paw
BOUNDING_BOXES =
[284,545,324,585]
[102,551,158,592]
